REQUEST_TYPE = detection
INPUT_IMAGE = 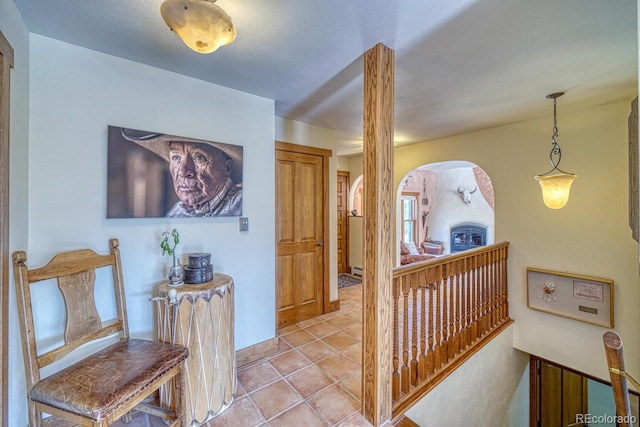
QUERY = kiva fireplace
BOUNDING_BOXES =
[450,224,486,253]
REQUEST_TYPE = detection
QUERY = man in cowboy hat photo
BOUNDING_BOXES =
[115,127,242,217]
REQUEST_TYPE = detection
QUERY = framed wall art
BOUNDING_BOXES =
[107,126,243,218]
[526,267,613,327]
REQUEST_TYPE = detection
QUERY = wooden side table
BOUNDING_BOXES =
[156,274,236,426]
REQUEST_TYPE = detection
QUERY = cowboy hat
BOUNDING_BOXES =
[119,127,243,184]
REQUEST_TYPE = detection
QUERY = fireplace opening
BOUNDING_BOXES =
[450,224,486,253]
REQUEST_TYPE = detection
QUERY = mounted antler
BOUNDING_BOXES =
[457,186,477,204]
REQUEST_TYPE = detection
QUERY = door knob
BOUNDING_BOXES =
[316,241,324,247]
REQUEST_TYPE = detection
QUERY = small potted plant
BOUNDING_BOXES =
[161,228,183,286]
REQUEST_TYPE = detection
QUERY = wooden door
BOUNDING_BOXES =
[337,171,350,274]
[275,142,330,328]
[532,357,588,427]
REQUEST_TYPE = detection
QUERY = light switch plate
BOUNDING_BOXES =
[239,217,249,232]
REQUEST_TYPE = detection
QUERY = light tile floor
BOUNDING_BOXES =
[116,281,370,427]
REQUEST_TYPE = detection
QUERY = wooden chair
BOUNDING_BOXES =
[13,238,189,427]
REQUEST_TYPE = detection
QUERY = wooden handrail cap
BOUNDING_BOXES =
[603,331,622,349]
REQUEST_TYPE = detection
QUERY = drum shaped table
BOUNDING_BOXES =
[157,274,236,426]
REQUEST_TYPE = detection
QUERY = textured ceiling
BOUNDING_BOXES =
[13,0,638,155]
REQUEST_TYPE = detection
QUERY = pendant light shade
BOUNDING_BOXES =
[161,0,236,54]
[535,173,577,209]
[534,92,577,209]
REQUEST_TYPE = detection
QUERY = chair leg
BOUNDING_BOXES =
[176,364,187,425]
[29,401,41,427]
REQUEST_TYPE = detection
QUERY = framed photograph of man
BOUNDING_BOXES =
[107,126,243,218]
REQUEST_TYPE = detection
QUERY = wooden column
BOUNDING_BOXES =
[0,30,13,427]
[362,42,394,426]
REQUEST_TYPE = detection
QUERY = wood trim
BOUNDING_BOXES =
[629,97,638,242]
[362,42,394,426]
[337,170,350,274]
[321,146,330,315]
[391,415,420,427]
[0,30,13,427]
[329,299,340,312]
[235,337,279,368]
[275,141,332,158]
[0,32,14,68]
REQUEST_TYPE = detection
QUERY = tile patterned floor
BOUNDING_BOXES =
[117,281,370,427]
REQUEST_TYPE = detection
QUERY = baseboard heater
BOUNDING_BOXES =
[350,266,363,276]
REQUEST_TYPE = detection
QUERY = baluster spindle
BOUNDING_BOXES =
[419,271,427,381]
[447,266,456,360]
[426,280,434,377]
[490,251,496,328]
[401,276,410,393]
[501,247,508,321]
[441,266,450,364]
[481,252,489,336]
[454,260,462,355]
[434,265,443,370]
[490,249,498,329]
[410,273,419,386]
[471,254,479,343]
[462,259,470,349]
[392,276,400,401]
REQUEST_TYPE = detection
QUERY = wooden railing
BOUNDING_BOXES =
[391,241,513,416]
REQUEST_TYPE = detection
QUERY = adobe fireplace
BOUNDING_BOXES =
[450,224,486,253]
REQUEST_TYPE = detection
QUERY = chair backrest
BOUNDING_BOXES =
[13,238,129,391]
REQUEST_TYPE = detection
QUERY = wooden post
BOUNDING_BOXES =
[362,42,394,426]
[603,331,634,427]
[0,31,14,427]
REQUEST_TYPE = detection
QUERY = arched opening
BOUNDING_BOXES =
[396,160,495,266]
[349,174,364,216]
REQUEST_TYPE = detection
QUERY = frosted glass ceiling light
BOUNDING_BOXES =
[161,0,236,54]
[534,92,577,209]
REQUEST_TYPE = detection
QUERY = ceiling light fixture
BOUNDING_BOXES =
[161,0,236,54]
[534,92,577,209]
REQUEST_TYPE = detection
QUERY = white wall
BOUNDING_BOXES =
[349,216,363,272]
[27,34,276,346]
[405,326,529,427]
[1,0,30,425]
[410,167,494,253]
[275,117,339,302]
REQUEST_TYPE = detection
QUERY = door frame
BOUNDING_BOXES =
[275,141,332,319]
[337,170,350,274]
[0,30,14,427]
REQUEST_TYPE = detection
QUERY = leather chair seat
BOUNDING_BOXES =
[31,339,188,422]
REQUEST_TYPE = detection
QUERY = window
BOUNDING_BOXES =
[401,193,418,244]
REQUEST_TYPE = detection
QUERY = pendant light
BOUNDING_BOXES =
[534,92,577,209]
